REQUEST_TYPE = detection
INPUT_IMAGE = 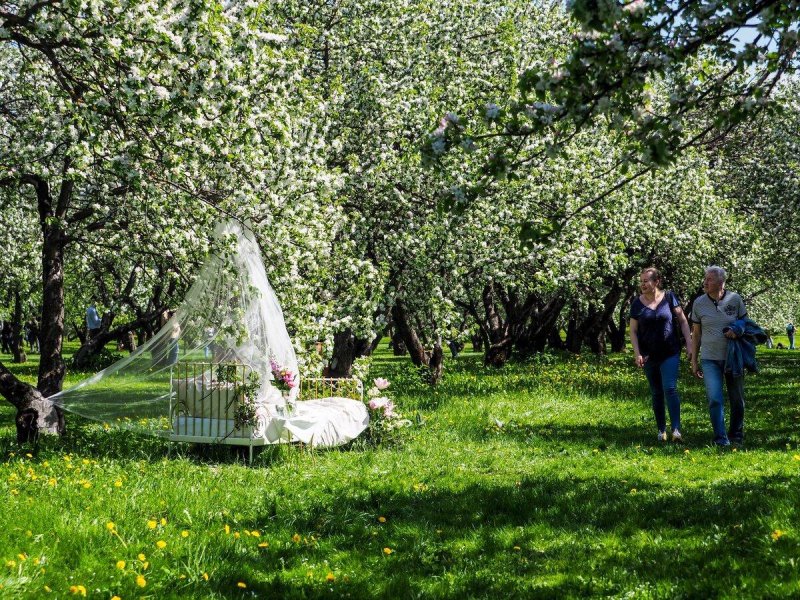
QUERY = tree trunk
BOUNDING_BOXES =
[391,302,430,368]
[471,331,483,352]
[328,329,356,378]
[0,363,65,441]
[390,328,407,355]
[71,310,163,370]
[428,338,444,385]
[37,199,68,397]
[11,289,26,364]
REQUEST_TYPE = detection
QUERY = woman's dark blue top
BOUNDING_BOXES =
[630,290,682,361]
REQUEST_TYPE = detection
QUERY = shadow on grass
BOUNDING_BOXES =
[212,470,800,598]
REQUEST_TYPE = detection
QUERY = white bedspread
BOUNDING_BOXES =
[172,396,369,447]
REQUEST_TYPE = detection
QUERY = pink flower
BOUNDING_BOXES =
[373,378,390,391]
[368,397,390,411]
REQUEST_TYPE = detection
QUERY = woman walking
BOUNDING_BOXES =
[629,268,693,442]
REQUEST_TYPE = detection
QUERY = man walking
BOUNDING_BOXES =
[86,299,102,340]
[690,266,748,447]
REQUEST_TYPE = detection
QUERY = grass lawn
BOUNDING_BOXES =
[1,341,800,598]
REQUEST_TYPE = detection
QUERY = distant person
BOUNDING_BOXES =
[786,322,795,350]
[26,319,40,353]
[629,267,693,442]
[765,332,774,349]
[691,266,748,447]
[86,300,102,340]
[0,320,11,354]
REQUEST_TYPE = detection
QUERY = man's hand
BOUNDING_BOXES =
[635,354,647,368]
[691,361,703,379]
[724,329,738,339]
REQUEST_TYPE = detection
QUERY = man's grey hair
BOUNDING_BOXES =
[705,265,727,283]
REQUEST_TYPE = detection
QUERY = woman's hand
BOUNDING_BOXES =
[635,354,647,368]
[691,360,703,379]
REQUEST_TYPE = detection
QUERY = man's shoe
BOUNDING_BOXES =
[671,429,683,443]
[657,431,668,442]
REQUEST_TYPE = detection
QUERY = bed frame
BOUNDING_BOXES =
[168,362,363,462]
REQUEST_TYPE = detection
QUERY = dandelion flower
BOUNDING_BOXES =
[147,520,157,529]
[258,542,269,548]
[116,560,126,570]
[383,547,393,555]
[136,575,147,587]
[202,572,209,581]
[25,453,33,458]
[114,480,123,487]
[224,524,230,535]
[137,553,146,561]
[292,533,301,543]
[251,530,260,537]
[111,596,121,600]
[237,582,247,589]
[233,532,240,539]
[181,530,189,538]
[69,585,87,596]
[17,553,27,561]
[326,572,335,582]
[160,518,167,526]
[378,516,386,523]
[772,529,785,541]
[106,522,116,531]
[156,540,167,549]
[82,482,91,489]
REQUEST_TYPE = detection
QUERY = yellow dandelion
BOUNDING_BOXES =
[181,530,189,538]
[326,572,335,582]
[48,478,57,486]
[82,459,89,465]
[383,547,393,555]
[142,561,150,570]
[156,540,167,549]
[202,572,209,581]
[233,531,240,539]
[224,524,230,535]
[292,533,301,543]
[114,480,123,487]
[244,529,251,536]
[111,596,121,600]
[17,553,27,561]
[106,522,116,531]
[179,574,187,579]
[160,518,167,526]
[793,454,800,461]
[147,520,157,529]
[378,516,387,523]
[70,584,87,596]
[137,553,146,561]
[772,529,785,541]
[258,542,269,548]
[136,575,147,587]
[251,530,260,537]
[6,560,16,568]
[237,582,247,589]
[25,453,33,458]
[116,560,126,570]
[82,482,91,489]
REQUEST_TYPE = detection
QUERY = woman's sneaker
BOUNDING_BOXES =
[657,431,668,442]
[671,429,683,443]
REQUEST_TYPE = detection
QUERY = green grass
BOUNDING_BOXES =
[1,341,800,598]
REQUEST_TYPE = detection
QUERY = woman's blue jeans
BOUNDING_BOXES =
[643,353,681,433]
[701,359,744,445]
